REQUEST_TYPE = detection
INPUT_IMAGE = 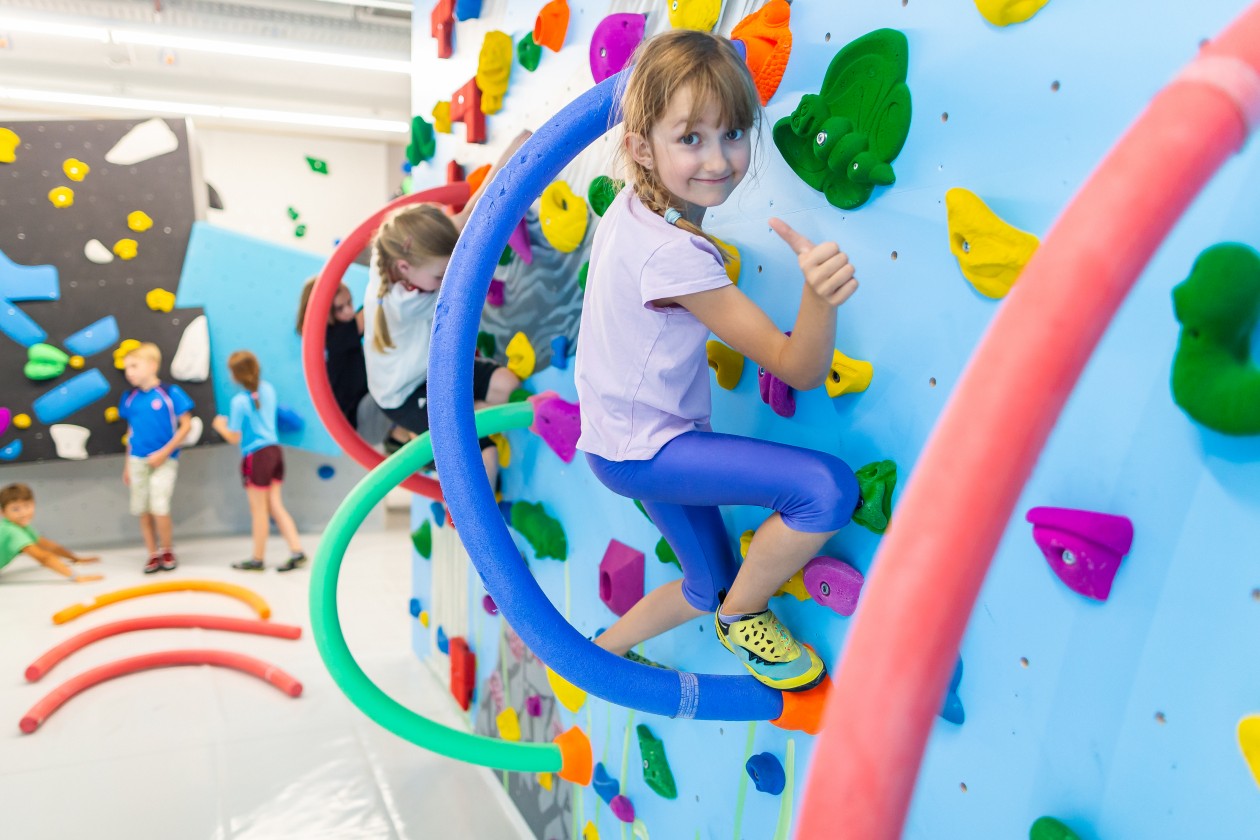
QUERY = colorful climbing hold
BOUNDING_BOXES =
[105,118,180,165]
[489,432,511,468]
[610,794,635,823]
[527,392,580,462]
[776,570,810,601]
[1026,506,1134,601]
[0,408,9,436]
[550,335,569,369]
[1171,243,1260,435]
[419,610,430,627]
[826,350,873,398]
[487,278,506,307]
[593,763,619,803]
[517,32,542,71]
[740,529,754,558]
[0,128,19,163]
[432,101,452,134]
[68,355,84,369]
[533,0,570,52]
[1238,715,1260,788]
[84,239,114,264]
[430,0,455,58]
[412,520,433,559]
[655,537,680,569]
[975,0,1052,27]
[802,556,864,616]
[713,236,741,284]
[588,175,624,217]
[706,340,745,390]
[510,500,567,560]
[62,158,89,181]
[104,406,120,423]
[145,288,175,313]
[540,181,589,253]
[408,597,422,618]
[0,440,23,461]
[758,364,795,418]
[939,657,965,724]
[590,13,646,83]
[582,822,599,840]
[506,331,536,380]
[23,343,70,381]
[13,413,31,430]
[436,626,449,654]
[450,77,488,144]
[113,339,141,369]
[48,187,74,209]
[507,217,533,263]
[637,724,678,799]
[112,239,138,260]
[287,206,301,221]
[853,459,897,534]
[477,331,497,358]
[294,224,307,239]
[482,594,499,615]
[537,771,553,790]
[305,155,329,175]
[496,707,522,741]
[454,0,482,20]
[772,29,912,210]
[546,665,587,712]
[430,500,446,526]
[668,0,720,31]
[731,0,793,105]
[1029,816,1082,840]
[746,752,786,795]
[127,210,154,233]
[946,188,1039,299]
[33,369,111,424]
[525,694,542,717]
[406,115,437,166]
[578,261,589,292]
[476,31,513,115]
[599,539,645,617]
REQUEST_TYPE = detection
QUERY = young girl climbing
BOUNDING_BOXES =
[575,30,861,692]
[363,130,531,485]
[212,350,307,572]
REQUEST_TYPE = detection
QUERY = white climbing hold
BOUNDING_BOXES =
[84,239,114,264]
[49,424,90,460]
[171,315,209,382]
[105,118,180,166]
[183,415,204,447]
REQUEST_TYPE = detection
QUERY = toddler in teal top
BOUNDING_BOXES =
[0,483,102,582]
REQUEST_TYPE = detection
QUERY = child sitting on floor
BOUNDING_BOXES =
[0,483,102,582]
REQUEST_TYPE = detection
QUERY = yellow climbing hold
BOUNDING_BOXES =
[113,339,141,369]
[540,181,589,253]
[476,31,514,115]
[668,0,721,31]
[432,101,452,134]
[113,239,139,260]
[826,350,873,398]
[496,707,522,741]
[974,0,1051,27]
[0,127,19,163]
[946,187,1039,299]
[419,610,430,627]
[546,665,587,713]
[104,406,120,423]
[582,821,600,840]
[776,570,810,601]
[128,210,154,232]
[145,288,176,312]
[490,432,512,468]
[740,529,754,558]
[1239,715,1260,788]
[68,355,85,369]
[537,771,554,791]
[48,187,74,209]
[13,413,31,430]
[706,340,744,390]
[713,236,741,285]
[506,331,536,380]
[62,158,90,181]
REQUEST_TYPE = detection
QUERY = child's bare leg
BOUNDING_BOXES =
[154,514,174,550]
[721,513,836,617]
[594,580,707,656]
[481,446,499,488]
[483,367,520,406]
[246,487,270,560]
[266,484,303,554]
[138,513,158,555]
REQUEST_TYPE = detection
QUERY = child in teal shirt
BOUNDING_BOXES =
[0,483,102,582]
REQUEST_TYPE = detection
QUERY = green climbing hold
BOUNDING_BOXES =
[517,32,542,72]
[305,156,329,175]
[499,246,513,266]
[406,115,437,166]
[286,206,300,220]
[510,501,567,560]
[588,175,624,217]
[637,724,678,799]
[294,224,307,238]
[508,386,535,403]
[654,537,680,569]
[853,459,896,534]
[772,28,912,210]
[633,499,650,520]
[477,330,497,359]
[24,343,69,381]
[1171,243,1260,435]
[412,520,432,559]
[578,261,589,292]
[1030,817,1081,840]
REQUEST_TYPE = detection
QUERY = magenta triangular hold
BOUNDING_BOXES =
[527,391,580,463]
[1025,506,1133,555]
[508,217,533,264]
[1030,523,1129,601]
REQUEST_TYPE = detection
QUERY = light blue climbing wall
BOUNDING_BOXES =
[408,1,1260,838]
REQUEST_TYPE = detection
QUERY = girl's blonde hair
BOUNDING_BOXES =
[371,204,459,353]
[616,29,759,255]
[295,277,351,334]
[228,350,262,410]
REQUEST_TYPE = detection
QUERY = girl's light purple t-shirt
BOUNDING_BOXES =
[575,189,731,461]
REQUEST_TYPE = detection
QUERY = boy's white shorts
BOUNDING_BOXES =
[128,457,179,517]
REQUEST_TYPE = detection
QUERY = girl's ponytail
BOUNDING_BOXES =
[372,237,396,354]
[227,350,262,410]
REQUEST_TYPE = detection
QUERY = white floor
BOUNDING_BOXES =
[0,527,532,840]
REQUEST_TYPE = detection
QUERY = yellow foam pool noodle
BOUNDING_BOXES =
[476,31,514,115]
[974,0,1051,27]
[506,331,536,380]
[706,340,744,390]
[826,350,873,398]
[540,181,588,253]
[668,0,720,31]
[946,187,1039,299]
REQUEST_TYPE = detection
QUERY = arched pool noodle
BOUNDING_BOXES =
[302,182,471,501]
[427,70,783,721]
[797,7,1260,839]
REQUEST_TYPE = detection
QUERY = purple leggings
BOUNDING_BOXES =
[585,431,859,611]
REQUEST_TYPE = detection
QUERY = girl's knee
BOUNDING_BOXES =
[793,455,859,530]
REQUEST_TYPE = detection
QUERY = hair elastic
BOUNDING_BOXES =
[663,207,683,226]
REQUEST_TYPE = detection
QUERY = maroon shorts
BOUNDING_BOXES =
[241,445,285,488]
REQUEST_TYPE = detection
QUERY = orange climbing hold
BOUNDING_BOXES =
[554,725,593,785]
[467,162,492,195]
[533,0,570,53]
[770,670,831,735]
[731,0,793,106]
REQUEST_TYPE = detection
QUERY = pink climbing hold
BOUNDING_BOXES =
[599,539,645,617]
[609,794,635,823]
[526,694,543,716]
[802,556,864,616]
[758,365,796,418]
[590,13,646,83]
[527,391,581,463]
[0,407,9,436]
[487,669,505,712]
[488,279,506,307]
[508,217,533,264]
[1026,507,1134,601]
[483,593,499,615]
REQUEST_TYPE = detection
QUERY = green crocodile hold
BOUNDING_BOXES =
[654,537,681,569]
[411,520,432,559]
[637,724,678,799]
[406,115,437,166]
[510,501,567,560]
[853,459,897,534]
[587,175,624,217]
[517,32,542,72]
[772,28,912,210]
[24,343,69,381]
[1029,817,1082,840]
[1171,243,1260,435]
[477,330,497,359]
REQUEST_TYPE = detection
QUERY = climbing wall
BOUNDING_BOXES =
[406,2,1260,838]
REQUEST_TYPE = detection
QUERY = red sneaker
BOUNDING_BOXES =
[143,554,162,574]
[160,550,177,571]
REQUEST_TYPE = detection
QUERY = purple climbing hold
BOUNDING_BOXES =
[1026,506,1134,601]
[802,555,863,616]
[758,364,796,417]
[590,13,646,83]
[508,217,533,264]
[487,670,505,712]
[527,391,580,463]
[526,694,542,717]
[599,539,645,617]
[487,278,506,307]
[609,794,635,823]
[483,594,499,615]
[0,407,9,436]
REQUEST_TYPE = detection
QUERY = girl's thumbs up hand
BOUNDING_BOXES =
[769,217,859,307]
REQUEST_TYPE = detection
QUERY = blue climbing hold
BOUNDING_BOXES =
[498,499,514,522]
[317,464,336,480]
[437,626,449,654]
[0,439,22,461]
[593,762,619,804]
[746,752,786,795]
[431,500,446,526]
[0,247,60,347]
[64,315,120,358]
[409,597,422,618]
[939,657,965,725]
[33,369,110,423]
[276,405,305,433]
[454,0,482,20]
[550,335,569,369]
[401,161,413,174]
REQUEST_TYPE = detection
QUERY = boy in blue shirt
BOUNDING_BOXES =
[119,343,194,574]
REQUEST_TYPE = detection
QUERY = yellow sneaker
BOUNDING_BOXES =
[715,608,826,692]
